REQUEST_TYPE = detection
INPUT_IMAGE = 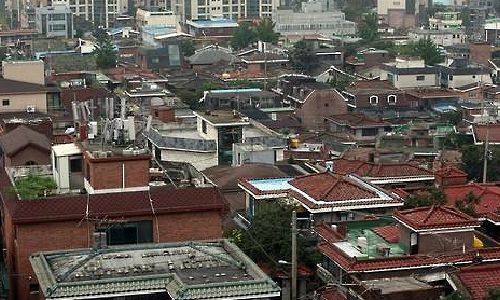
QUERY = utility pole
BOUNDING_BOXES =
[291,210,297,300]
[482,122,490,183]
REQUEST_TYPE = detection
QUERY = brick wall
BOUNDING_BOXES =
[435,174,468,187]
[470,43,494,67]
[85,155,150,190]
[296,90,347,130]
[6,146,50,167]
[151,106,175,123]
[8,209,224,299]
[12,220,90,300]
[417,231,474,255]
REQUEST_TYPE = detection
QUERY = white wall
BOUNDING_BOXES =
[446,74,492,89]
[392,74,437,89]
[160,149,218,171]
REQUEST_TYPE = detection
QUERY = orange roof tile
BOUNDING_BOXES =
[394,206,479,231]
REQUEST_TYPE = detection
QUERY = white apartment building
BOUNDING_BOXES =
[136,8,179,26]
[52,0,127,28]
[273,0,356,37]
[174,0,277,21]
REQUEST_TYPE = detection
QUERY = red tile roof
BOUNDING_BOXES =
[319,242,500,273]
[443,183,500,220]
[372,225,400,243]
[332,158,433,179]
[319,287,347,300]
[239,173,403,211]
[290,172,376,202]
[0,170,227,224]
[315,224,345,243]
[472,124,500,144]
[457,264,500,300]
[405,88,460,98]
[435,165,468,178]
[326,113,390,127]
[348,80,394,90]
[394,206,480,231]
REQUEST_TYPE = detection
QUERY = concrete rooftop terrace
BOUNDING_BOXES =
[30,240,280,299]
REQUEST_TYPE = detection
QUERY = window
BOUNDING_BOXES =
[202,120,207,134]
[70,157,82,172]
[362,128,378,136]
[416,75,425,81]
[98,220,153,245]
[167,44,181,67]
[387,94,397,105]
[29,283,40,295]
[151,57,159,64]
[369,95,378,105]
[449,75,454,80]
[2,99,9,106]
[340,212,354,221]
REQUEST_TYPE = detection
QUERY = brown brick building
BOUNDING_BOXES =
[0,169,228,300]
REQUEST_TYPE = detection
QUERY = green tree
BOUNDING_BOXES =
[405,187,446,208]
[227,202,320,268]
[74,15,95,38]
[486,288,500,300]
[328,74,353,91]
[338,0,372,22]
[9,174,57,200]
[456,192,481,217]
[359,12,379,42]
[93,29,117,70]
[289,40,318,73]
[256,19,278,43]
[179,39,195,56]
[460,145,500,182]
[443,132,473,149]
[441,110,463,126]
[230,22,257,50]
[400,38,443,66]
[444,291,471,300]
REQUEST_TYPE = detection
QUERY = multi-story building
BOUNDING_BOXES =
[175,0,277,21]
[380,57,438,89]
[273,0,355,37]
[52,0,127,28]
[377,0,430,29]
[135,7,178,26]
[409,28,465,47]
[429,11,462,30]
[35,5,74,38]
[468,0,497,41]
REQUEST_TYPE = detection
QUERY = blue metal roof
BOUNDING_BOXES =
[187,19,239,28]
[142,25,176,36]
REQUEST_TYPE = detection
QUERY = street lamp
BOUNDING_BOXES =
[278,259,296,300]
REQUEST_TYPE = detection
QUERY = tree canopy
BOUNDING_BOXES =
[456,192,481,217]
[230,22,258,50]
[230,20,279,50]
[256,19,279,44]
[227,202,320,269]
[359,12,379,42]
[93,29,117,70]
[486,288,500,300]
[179,39,195,56]
[399,38,444,66]
[404,187,446,209]
[289,40,318,73]
[460,145,500,182]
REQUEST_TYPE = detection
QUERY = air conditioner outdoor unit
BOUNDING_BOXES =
[26,105,36,113]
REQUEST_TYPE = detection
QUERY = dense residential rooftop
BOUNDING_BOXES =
[30,240,280,299]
